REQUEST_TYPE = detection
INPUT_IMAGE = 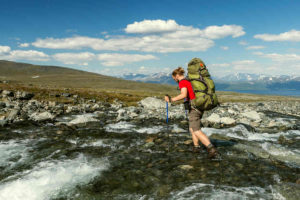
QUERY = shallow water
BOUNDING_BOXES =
[0,113,299,200]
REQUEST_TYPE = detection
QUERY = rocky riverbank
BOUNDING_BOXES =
[0,89,300,199]
[0,90,299,133]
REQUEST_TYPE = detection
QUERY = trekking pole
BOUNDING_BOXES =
[166,101,170,154]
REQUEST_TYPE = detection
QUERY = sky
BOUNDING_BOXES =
[0,0,300,77]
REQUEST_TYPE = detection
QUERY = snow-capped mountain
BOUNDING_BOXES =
[122,72,174,85]
[122,72,300,93]
[216,73,300,83]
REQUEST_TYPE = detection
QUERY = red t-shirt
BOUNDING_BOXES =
[179,80,196,100]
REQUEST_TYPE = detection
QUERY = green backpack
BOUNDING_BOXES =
[187,58,219,111]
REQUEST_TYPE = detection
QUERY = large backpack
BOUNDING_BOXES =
[187,58,219,111]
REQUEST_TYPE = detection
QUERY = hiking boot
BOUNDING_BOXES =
[207,145,218,159]
[192,145,201,153]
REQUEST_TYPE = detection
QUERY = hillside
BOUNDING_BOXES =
[0,60,176,93]
[0,60,299,105]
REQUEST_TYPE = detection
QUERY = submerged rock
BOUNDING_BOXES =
[178,165,193,170]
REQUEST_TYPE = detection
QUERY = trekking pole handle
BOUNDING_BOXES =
[165,94,172,103]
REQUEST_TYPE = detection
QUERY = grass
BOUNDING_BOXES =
[0,60,299,106]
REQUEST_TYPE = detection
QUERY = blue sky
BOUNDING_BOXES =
[0,0,300,77]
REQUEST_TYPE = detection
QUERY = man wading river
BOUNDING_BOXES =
[165,59,219,158]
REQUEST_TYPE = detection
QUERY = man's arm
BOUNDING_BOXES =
[165,88,187,102]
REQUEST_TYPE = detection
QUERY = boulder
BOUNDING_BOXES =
[241,111,261,121]
[139,97,165,110]
[30,111,55,121]
[2,90,14,97]
[220,117,236,125]
[206,113,221,123]
[69,114,98,124]
[7,109,20,121]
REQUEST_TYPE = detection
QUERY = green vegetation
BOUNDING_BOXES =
[0,60,299,106]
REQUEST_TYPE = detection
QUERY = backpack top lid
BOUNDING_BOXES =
[188,58,205,67]
[187,57,210,77]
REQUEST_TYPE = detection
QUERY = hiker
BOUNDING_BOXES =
[165,66,218,158]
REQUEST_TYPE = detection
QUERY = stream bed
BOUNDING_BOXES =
[0,111,299,200]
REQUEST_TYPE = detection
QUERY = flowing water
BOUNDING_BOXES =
[0,112,299,200]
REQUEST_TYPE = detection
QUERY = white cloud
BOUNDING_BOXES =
[254,52,300,62]
[210,63,230,67]
[239,41,248,45]
[246,45,265,50]
[232,60,256,65]
[201,25,245,39]
[97,53,158,66]
[125,19,179,34]
[254,30,300,42]
[32,35,214,53]
[220,46,229,50]
[0,49,49,61]
[31,20,245,53]
[52,52,95,65]
[19,43,30,48]
[0,45,11,54]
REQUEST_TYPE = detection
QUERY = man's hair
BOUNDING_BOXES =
[172,67,185,76]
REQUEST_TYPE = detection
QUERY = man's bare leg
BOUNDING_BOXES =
[190,128,211,147]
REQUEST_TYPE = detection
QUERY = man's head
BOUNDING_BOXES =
[172,67,185,83]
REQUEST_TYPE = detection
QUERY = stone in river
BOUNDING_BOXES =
[178,165,193,170]
[30,111,55,121]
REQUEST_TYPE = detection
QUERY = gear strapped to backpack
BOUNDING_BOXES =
[186,58,219,111]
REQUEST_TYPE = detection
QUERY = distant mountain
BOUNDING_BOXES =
[215,73,300,83]
[122,72,300,95]
[122,72,174,85]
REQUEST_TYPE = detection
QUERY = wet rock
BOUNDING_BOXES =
[296,179,300,184]
[0,119,7,127]
[30,111,55,121]
[91,104,100,111]
[69,114,98,124]
[145,137,156,143]
[178,165,193,170]
[184,140,193,145]
[7,109,20,121]
[278,135,293,145]
[0,102,6,109]
[144,142,155,148]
